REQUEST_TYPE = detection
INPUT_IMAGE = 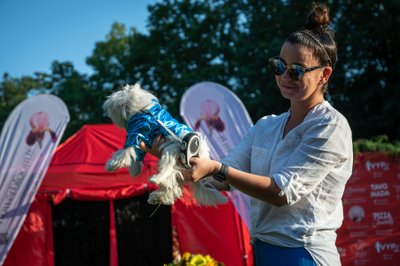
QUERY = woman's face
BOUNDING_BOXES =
[276,42,328,105]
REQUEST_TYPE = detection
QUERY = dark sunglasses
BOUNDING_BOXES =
[268,57,325,81]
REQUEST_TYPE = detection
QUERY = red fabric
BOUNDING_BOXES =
[5,124,253,266]
[5,125,159,266]
[337,153,400,266]
[42,124,159,190]
[7,123,399,266]
[4,195,52,266]
[172,186,253,266]
[236,209,253,265]
[45,200,54,266]
[39,124,159,204]
[109,200,118,266]
[48,184,154,204]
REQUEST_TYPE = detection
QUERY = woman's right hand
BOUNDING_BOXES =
[139,134,165,159]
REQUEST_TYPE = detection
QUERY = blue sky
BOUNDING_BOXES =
[0,0,158,77]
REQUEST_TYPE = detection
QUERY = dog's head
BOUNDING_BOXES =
[103,84,158,128]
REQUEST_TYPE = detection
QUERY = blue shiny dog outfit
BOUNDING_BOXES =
[124,99,192,161]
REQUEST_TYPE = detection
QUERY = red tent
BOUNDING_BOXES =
[4,124,253,266]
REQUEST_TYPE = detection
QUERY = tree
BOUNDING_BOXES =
[232,0,312,119]
[0,73,40,129]
[43,61,107,139]
[144,0,243,116]
[86,1,245,117]
[86,23,137,90]
[136,0,400,138]
[2,0,399,141]
[331,1,400,139]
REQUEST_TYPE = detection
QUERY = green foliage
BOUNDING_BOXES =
[353,135,400,156]
[22,61,109,141]
[1,0,399,143]
[141,0,251,116]
[331,1,400,139]
[46,61,107,139]
[86,23,137,89]
[0,73,40,128]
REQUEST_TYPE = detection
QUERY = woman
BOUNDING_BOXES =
[142,3,352,266]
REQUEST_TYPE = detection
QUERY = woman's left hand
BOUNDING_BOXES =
[182,157,220,182]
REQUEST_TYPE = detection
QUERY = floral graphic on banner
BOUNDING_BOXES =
[25,112,57,148]
[194,100,225,136]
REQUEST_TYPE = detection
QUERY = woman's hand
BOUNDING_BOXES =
[182,157,220,182]
[140,136,220,183]
[139,134,165,159]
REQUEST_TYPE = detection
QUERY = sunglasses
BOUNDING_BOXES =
[268,57,325,81]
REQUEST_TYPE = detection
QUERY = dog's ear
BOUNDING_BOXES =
[131,83,142,91]
[122,83,143,94]
[123,84,132,91]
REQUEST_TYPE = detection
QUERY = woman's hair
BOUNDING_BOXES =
[286,2,337,93]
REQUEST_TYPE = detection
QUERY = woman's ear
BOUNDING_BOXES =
[320,66,333,84]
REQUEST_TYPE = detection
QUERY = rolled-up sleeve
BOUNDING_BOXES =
[273,119,351,206]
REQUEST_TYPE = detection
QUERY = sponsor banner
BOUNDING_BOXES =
[338,153,400,265]
[350,153,396,183]
[180,81,253,229]
[0,94,69,265]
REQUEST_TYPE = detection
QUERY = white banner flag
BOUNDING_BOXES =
[0,94,69,265]
[180,81,253,229]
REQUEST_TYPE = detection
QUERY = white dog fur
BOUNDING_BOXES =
[103,84,227,206]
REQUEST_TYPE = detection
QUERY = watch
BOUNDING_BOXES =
[213,163,229,182]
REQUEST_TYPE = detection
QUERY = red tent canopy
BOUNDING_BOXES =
[5,124,253,266]
[40,124,159,203]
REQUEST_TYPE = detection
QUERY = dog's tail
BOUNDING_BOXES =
[191,178,228,206]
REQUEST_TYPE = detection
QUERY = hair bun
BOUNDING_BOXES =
[305,3,330,32]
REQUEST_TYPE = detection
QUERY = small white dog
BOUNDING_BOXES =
[103,83,227,206]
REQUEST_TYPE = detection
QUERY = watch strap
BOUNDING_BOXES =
[213,163,229,182]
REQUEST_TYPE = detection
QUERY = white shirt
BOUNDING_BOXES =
[222,101,353,266]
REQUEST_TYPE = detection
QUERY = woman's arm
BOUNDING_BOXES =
[189,157,287,207]
[139,134,287,205]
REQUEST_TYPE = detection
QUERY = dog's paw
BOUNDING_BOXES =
[105,159,119,172]
[147,192,160,205]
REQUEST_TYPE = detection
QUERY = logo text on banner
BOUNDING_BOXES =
[0,94,69,265]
